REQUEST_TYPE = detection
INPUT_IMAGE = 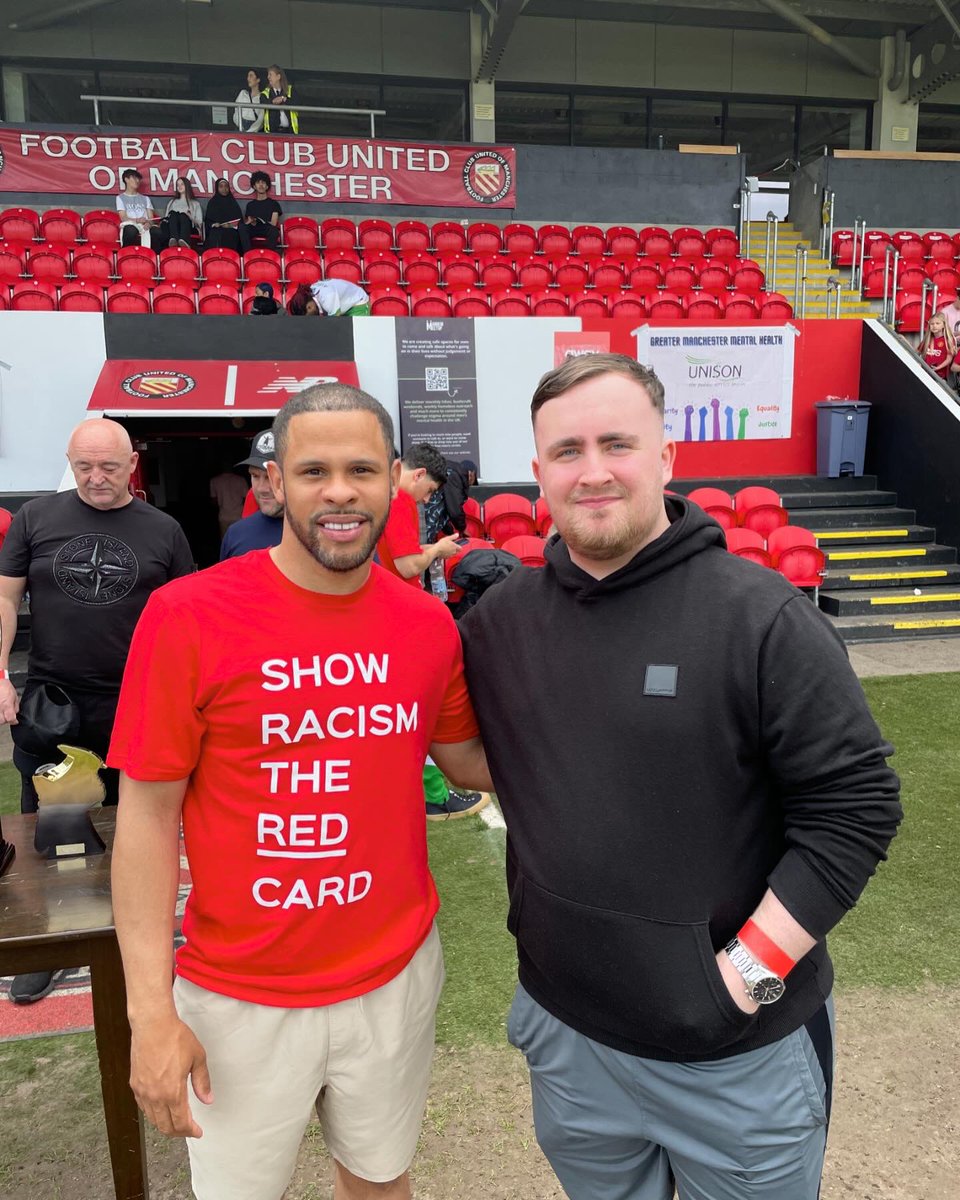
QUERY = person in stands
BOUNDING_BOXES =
[249,282,280,316]
[116,169,161,250]
[163,177,204,249]
[234,69,264,134]
[920,312,956,381]
[287,280,370,317]
[262,64,298,135]
[204,179,243,253]
[0,418,193,1005]
[238,171,282,255]
[209,465,248,541]
[220,431,284,560]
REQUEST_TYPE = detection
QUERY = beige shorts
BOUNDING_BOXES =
[173,924,444,1200]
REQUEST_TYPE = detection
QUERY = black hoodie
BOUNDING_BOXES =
[460,496,901,1062]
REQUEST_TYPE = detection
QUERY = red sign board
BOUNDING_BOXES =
[0,129,517,209]
[88,360,360,413]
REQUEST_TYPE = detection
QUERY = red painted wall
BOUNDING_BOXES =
[581,318,863,479]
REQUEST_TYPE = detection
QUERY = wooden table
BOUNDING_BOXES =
[0,811,148,1199]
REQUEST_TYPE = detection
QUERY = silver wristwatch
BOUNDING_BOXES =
[724,938,786,1005]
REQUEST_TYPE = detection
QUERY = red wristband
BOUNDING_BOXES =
[737,919,796,978]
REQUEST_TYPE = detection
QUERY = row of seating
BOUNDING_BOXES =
[0,207,741,259]
[686,486,788,538]
[726,526,825,591]
[833,228,960,268]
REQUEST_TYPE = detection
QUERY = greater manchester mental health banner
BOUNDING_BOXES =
[0,128,517,208]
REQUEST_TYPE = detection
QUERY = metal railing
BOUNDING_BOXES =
[920,278,938,341]
[854,216,868,295]
[764,211,779,294]
[736,181,752,247]
[793,244,809,318]
[850,216,866,293]
[825,276,843,319]
[819,188,835,259]
[881,245,900,325]
[80,94,386,137]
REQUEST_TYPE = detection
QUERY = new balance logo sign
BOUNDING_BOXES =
[257,375,339,395]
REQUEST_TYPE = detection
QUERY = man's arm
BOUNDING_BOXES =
[429,735,494,793]
[112,774,212,1137]
[0,575,27,725]
[393,534,460,580]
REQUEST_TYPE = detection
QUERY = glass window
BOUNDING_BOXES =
[97,68,194,129]
[798,106,868,161]
[725,103,796,176]
[381,84,466,142]
[292,77,382,139]
[649,98,722,150]
[497,91,571,145]
[573,94,647,148]
[23,67,98,125]
[917,108,960,153]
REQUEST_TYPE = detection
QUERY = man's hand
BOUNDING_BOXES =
[130,1013,213,1138]
[716,949,759,1015]
[0,679,18,725]
[432,535,461,561]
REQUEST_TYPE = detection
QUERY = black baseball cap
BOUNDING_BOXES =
[236,429,276,469]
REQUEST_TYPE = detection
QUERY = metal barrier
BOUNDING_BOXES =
[920,278,938,341]
[793,244,809,318]
[850,216,866,293]
[820,188,835,261]
[764,211,779,295]
[80,94,386,137]
[854,217,868,295]
[881,246,900,325]
[736,182,752,247]
[825,276,843,319]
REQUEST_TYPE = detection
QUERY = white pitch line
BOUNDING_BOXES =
[479,799,506,831]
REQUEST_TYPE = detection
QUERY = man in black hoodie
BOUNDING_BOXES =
[459,353,901,1200]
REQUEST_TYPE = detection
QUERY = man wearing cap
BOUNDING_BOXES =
[221,431,284,560]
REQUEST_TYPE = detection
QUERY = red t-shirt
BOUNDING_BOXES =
[923,336,951,377]
[377,490,422,587]
[108,550,478,1007]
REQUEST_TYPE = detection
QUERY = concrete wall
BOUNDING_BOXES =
[822,156,960,229]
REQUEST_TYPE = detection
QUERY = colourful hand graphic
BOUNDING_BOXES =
[698,406,708,442]
[724,405,734,441]
[684,404,695,442]
[737,407,749,440]
[710,397,721,441]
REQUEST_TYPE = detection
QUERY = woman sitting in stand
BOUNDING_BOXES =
[204,178,243,252]
[162,177,204,248]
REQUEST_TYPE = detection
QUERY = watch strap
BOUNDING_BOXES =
[737,918,796,979]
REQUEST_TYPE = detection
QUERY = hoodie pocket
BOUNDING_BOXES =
[511,873,757,1059]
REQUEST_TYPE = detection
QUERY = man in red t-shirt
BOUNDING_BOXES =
[108,385,492,1200]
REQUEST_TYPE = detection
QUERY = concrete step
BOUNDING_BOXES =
[828,608,960,642]
[781,489,897,510]
[821,542,957,568]
[820,586,960,616]
[789,506,917,530]
[815,524,937,546]
[824,564,960,589]
[672,473,880,495]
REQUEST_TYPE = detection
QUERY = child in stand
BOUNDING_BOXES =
[920,312,956,381]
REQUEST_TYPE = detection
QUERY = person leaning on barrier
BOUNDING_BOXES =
[262,64,298,135]
[234,69,264,133]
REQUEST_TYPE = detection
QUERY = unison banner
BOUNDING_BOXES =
[395,318,481,467]
[0,127,516,208]
[635,325,797,441]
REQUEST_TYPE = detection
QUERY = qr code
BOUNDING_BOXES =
[425,367,449,392]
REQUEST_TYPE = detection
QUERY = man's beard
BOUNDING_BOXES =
[561,494,650,563]
[285,505,389,573]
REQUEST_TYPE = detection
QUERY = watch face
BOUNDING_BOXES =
[751,975,786,1005]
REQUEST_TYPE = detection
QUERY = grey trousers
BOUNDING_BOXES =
[508,984,834,1200]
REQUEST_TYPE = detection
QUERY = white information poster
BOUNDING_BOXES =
[635,325,797,442]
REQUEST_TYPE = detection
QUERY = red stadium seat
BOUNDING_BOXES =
[357,218,393,253]
[284,248,323,286]
[863,229,890,255]
[73,245,114,286]
[443,536,496,602]
[395,220,430,253]
[926,238,955,265]
[572,225,605,258]
[40,208,81,246]
[501,535,547,567]
[11,279,57,311]
[708,234,740,260]
[590,260,625,294]
[198,283,240,314]
[402,252,441,289]
[59,280,105,312]
[517,258,553,291]
[687,487,736,530]
[478,255,517,290]
[895,291,928,333]
[530,290,569,316]
[462,497,484,539]
[0,508,12,547]
[571,292,607,317]
[724,293,759,321]
[760,294,793,319]
[452,289,492,317]
[432,221,466,254]
[862,265,889,298]
[534,497,552,537]
[483,493,537,546]
[552,257,589,294]
[725,528,772,567]
[735,487,788,538]
[930,267,960,294]
[491,289,531,316]
[410,287,452,317]
[643,234,673,259]
[663,263,695,293]
[698,264,731,295]
[0,241,25,283]
[606,226,640,261]
[648,291,684,320]
[0,208,40,243]
[639,226,670,247]
[362,250,401,289]
[28,243,70,284]
[467,222,502,255]
[537,224,571,259]
[628,262,662,295]
[897,236,925,263]
[117,245,157,283]
[609,291,646,318]
[767,526,825,591]
[705,227,738,250]
[369,287,410,316]
[202,247,242,286]
[243,248,283,287]
[441,254,479,290]
[503,223,537,257]
[81,209,121,246]
[898,265,927,294]
[283,216,319,250]
[158,245,200,286]
[733,264,765,293]
[321,218,356,251]
[324,252,362,285]
[153,282,197,314]
[685,293,723,321]
[106,281,151,313]
[675,231,707,258]
[0,288,7,311]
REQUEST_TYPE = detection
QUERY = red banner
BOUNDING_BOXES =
[88,360,360,414]
[0,128,517,209]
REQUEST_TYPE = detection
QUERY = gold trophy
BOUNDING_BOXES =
[33,745,107,859]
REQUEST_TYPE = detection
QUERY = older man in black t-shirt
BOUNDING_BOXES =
[0,418,193,1003]
[237,170,283,254]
